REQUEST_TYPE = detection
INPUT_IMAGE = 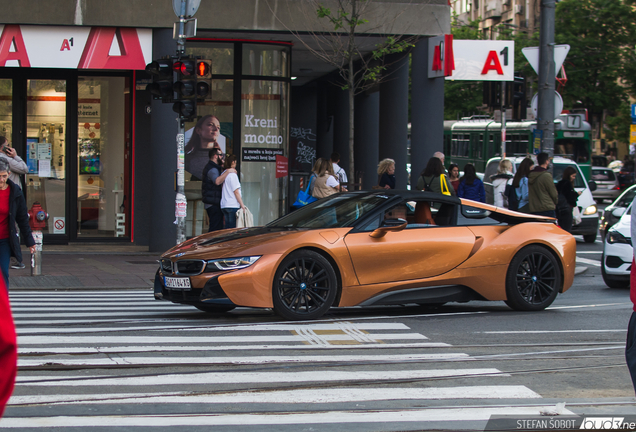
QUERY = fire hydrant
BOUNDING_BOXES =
[27,202,48,276]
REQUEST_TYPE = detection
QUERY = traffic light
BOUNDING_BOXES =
[145,59,174,101]
[509,73,526,121]
[172,58,197,121]
[195,60,211,101]
[482,81,501,109]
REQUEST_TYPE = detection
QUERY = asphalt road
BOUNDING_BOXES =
[2,227,635,431]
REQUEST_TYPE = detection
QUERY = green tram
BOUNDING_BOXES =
[443,113,593,179]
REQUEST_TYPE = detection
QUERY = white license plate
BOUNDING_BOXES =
[164,276,191,289]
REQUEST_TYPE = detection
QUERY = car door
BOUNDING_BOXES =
[343,200,477,285]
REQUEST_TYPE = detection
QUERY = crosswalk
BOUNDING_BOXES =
[1,290,574,430]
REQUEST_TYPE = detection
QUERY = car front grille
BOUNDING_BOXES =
[606,255,628,269]
[175,260,206,275]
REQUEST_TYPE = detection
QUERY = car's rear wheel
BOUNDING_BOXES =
[505,245,561,311]
[583,233,597,243]
[272,250,338,320]
[194,304,235,313]
[601,256,630,288]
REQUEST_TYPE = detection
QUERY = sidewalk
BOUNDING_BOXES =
[9,244,159,290]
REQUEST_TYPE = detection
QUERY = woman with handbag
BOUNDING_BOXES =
[416,157,455,195]
[312,159,340,198]
[556,166,581,233]
[220,155,246,229]
[457,163,486,202]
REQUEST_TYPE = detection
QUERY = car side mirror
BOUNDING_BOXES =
[612,207,626,218]
[370,219,407,238]
[588,180,597,192]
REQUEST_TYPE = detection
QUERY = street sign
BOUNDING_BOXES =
[172,0,201,17]
[445,40,515,81]
[531,91,563,119]
[522,45,570,76]
[632,103,636,122]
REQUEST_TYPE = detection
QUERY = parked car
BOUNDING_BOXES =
[483,156,599,243]
[155,190,576,320]
[600,184,636,240]
[601,203,632,288]
[591,166,621,203]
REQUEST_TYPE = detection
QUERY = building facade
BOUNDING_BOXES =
[1,1,450,251]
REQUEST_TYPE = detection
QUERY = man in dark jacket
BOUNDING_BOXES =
[201,148,234,232]
[528,152,558,217]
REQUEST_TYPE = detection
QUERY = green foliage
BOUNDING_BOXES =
[604,102,631,144]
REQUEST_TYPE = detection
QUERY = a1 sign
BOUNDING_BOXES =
[446,40,514,81]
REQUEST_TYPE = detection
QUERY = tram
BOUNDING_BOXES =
[443,112,593,179]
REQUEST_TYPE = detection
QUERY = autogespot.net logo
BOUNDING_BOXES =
[580,418,628,429]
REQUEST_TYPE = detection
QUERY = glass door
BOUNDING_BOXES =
[25,79,67,236]
[0,80,11,142]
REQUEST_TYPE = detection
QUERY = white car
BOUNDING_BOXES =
[602,204,632,288]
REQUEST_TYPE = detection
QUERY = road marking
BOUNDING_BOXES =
[18,353,471,368]
[0,406,575,428]
[11,311,200,318]
[480,329,626,334]
[576,257,601,266]
[11,306,193,312]
[17,333,428,345]
[576,251,602,254]
[8,385,541,406]
[16,368,508,386]
[548,302,629,310]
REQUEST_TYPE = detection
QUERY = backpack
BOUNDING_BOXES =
[503,180,519,211]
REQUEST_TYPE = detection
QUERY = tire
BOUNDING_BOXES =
[504,245,561,311]
[601,257,630,288]
[583,233,597,243]
[194,304,235,313]
[272,250,338,320]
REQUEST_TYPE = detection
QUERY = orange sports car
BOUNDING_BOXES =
[155,190,576,320]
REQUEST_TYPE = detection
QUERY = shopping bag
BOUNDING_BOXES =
[439,175,451,196]
[236,207,254,228]
[572,206,582,225]
[293,177,318,208]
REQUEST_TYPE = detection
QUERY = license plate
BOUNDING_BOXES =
[164,276,191,289]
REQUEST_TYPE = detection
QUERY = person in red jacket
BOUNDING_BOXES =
[628,196,636,394]
[0,278,16,417]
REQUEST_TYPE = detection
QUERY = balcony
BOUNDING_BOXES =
[484,0,503,18]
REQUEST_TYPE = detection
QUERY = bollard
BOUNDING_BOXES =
[31,230,42,276]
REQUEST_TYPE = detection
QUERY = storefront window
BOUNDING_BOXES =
[242,44,289,77]
[241,79,288,225]
[0,80,11,141]
[77,76,128,238]
[25,80,67,234]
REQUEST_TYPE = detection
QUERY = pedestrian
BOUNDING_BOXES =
[308,158,322,196]
[377,158,396,189]
[555,166,581,233]
[627,195,636,394]
[0,160,35,288]
[220,155,246,229]
[0,137,28,270]
[433,151,445,166]
[201,148,235,232]
[0,277,16,417]
[312,158,340,198]
[457,163,485,202]
[331,152,348,190]
[511,157,534,213]
[416,157,455,195]
[491,159,513,207]
[528,152,558,218]
[448,163,460,193]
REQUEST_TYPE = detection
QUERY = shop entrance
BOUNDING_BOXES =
[0,71,132,243]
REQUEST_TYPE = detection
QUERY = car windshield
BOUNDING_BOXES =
[268,193,393,229]
[592,169,616,181]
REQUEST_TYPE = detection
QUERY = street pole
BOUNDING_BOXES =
[537,0,556,157]
[501,82,507,159]
[174,0,187,245]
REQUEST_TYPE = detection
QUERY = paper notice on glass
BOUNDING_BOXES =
[37,143,52,160]
[38,159,51,177]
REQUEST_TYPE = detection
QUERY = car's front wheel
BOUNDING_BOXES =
[272,250,338,320]
[505,245,561,311]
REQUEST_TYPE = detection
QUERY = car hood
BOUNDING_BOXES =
[162,226,316,260]
[612,213,632,237]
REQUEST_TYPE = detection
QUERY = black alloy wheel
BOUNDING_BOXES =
[505,245,561,311]
[272,250,338,320]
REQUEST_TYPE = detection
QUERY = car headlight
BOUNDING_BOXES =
[607,230,632,245]
[583,205,597,215]
[206,256,261,271]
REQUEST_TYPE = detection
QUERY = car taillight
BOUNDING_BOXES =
[612,186,620,190]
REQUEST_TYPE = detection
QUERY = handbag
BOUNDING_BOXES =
[572,206,582,225]
[293,177,318,208]
[439,175,451,196]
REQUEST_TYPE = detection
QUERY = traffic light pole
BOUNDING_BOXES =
[175,120,186,245]
[537,0,556,157]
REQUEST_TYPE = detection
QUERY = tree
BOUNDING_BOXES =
[268,0,414,181]
[555,0,636,137]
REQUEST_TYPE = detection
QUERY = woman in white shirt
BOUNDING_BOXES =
[220,155,246,229]
[312,158,340,198]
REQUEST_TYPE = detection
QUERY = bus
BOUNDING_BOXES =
[443,112,593,179]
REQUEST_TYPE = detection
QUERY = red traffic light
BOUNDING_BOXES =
[196,61,210,77]
[173,60,195,76]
